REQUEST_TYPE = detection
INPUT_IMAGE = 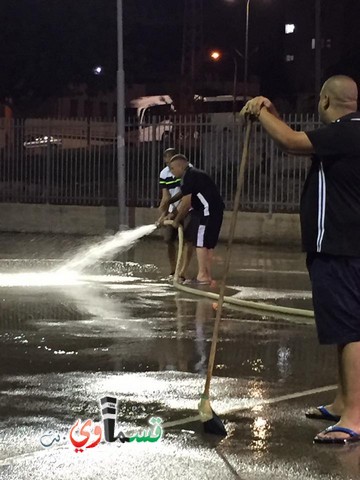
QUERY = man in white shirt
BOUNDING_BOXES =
[158,148,193,279]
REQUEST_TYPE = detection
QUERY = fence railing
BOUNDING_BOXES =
[0,114,320,212]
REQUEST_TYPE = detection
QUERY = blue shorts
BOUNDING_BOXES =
[306,253,360,345]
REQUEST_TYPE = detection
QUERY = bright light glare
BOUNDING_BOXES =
[0,271,81,287]
[93,65,103,75]
[210,51,221,61]
[285,24,295,34]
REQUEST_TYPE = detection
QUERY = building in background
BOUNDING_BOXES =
[283,0,344,112]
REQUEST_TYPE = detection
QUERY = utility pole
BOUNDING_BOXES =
[117,0,128,229]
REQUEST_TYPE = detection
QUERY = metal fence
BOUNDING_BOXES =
[0,114,320,212]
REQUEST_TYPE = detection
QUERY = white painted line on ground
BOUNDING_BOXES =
[223,384,337,416]
[0,385,337,465]
[163,414,203,429]
[238,268,308,275]
[163,384,337,428]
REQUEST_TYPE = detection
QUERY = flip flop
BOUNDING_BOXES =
[314,425,360,444]
[305,405,341,422]
[183,278,211,285]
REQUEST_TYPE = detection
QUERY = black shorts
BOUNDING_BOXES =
[306,253,360,345]
[185,210,223,249]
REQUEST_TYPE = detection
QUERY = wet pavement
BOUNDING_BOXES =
[0,232,359,480]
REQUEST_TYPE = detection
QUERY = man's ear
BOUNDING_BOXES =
[322,94,330,110]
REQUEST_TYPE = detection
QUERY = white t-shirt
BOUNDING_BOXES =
[159,165,182,213]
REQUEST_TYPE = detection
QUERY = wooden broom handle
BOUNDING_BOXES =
[204,120,253,397]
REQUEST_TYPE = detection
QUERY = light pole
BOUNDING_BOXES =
[232,55,238,114]
[222,0,251,101]
[315,0,321,106]
[210,49,244,115]
[117,0,128,230]
[244,0,250,101]
[210,50,237,113]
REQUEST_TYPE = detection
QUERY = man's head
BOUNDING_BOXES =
[169,154,189,178]
[163,148,177,166]
[318,75,358,124]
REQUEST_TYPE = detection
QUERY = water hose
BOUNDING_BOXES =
[172,196,313,318]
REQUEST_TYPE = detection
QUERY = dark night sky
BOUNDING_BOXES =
[0,0,359,108]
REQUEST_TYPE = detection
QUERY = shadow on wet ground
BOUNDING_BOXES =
[0,233,358,480]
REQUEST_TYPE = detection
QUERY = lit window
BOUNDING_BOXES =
[285,24,295,34]
[311,38,315,49]
[285,54,294,62]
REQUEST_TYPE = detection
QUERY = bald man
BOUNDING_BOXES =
[242,75,360,445]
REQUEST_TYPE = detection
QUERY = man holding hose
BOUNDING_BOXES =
[241,75,360,444]
[158,148,193,280]
[162,154,224,285]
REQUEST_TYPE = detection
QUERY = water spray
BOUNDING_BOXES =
[58,224,157,274]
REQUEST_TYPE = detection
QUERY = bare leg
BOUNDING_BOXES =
[327,347,345,414]
[179,242,194,278]
[308,347,344,417]
[196,247,211,282]
[206,249,214,281]
[167,242,177,274]
[316,341,360,440]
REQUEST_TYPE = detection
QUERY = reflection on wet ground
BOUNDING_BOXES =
[0,234,359,479]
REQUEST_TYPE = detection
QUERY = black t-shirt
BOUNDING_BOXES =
[180,166,224,216]
[302,112,360,256]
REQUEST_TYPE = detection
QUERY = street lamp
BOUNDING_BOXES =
[93,65,104,76]
[210,51,221,61]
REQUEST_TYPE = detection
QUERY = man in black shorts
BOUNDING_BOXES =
[164,154,224,285]
[242,75,360,444]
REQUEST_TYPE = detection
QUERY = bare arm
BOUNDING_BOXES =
[157,190,184,225]
[242,96,314,155]
[258,108,314,155]
[159,191,184,217]
[168,191,183,205]
[159,188,170,213]
[173,194,191,228]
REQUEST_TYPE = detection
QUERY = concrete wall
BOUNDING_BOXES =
[221,210,301,245]
[0,203,302,246]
